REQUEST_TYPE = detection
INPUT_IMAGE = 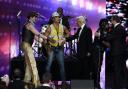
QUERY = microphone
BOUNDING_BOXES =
[38,13,46,19]
[40,15,46,19]
[17,10,22,17]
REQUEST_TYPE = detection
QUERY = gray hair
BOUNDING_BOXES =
[76,16,86,23]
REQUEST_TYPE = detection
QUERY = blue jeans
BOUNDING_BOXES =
[46,46,65,81]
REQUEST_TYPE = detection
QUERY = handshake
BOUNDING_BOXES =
[39,34,47,40]
[35,34,47,43]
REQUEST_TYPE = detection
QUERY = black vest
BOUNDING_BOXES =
[22,23,34,46]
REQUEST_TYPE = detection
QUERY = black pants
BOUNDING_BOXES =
[112,55,127,89]
[79,56,93,79]
[92,46,104,88]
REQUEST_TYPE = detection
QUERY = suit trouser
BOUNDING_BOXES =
[21,42,40,87]
[79,56,93,79]
[112,55,127,89]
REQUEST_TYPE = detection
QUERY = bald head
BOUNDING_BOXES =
[57,7,63,16]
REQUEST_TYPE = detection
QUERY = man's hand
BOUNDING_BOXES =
[102,41,110,47]
[40,34,47,40]
[86,52,91,57]
[95,32,100,38]
[59,38,66,45]
[126,36,128,45]
[48,37,56,43]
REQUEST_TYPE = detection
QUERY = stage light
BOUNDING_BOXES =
[107,2,113,8]
[11,44,18,58]
[98,6,102,13]
[85,1,93,10]
[98,6,106,15]
[106,8,111,12]
[107,4,112,8]
[72,0,77,6]
[106,1,109,4]
[112,8,118,13]
[103,9,106,15]
[108,1,113,5]
[118,13,124,17]
[80,0,84,8]
[123,3,127,6]
[123,18,127,20]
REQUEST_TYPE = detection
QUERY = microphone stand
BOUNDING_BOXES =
[8,21,12,64]
[16,11,22,58]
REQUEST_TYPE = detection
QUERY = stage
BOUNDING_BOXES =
[9,55,94,81]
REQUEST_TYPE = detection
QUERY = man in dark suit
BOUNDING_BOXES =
[66,16,92,79]
[106,16,127,89]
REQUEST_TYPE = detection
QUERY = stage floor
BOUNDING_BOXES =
[9,56,94,81]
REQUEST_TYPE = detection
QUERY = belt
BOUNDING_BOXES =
[51,46,63,49]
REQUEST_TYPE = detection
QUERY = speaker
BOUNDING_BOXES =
[9,57,25,80]
[71,80,94,89]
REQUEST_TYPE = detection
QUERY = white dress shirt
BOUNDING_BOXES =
[78,24,85,40]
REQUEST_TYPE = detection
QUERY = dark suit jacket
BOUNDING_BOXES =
[106,24,126,56]
[66,25,92,59]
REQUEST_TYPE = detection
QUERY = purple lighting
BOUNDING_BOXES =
[85,1,93,10]
[71,0,77,6]
[79,0,84,8]
[0,0,106,77]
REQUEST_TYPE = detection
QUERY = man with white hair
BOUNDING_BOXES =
[66,16,92,79]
